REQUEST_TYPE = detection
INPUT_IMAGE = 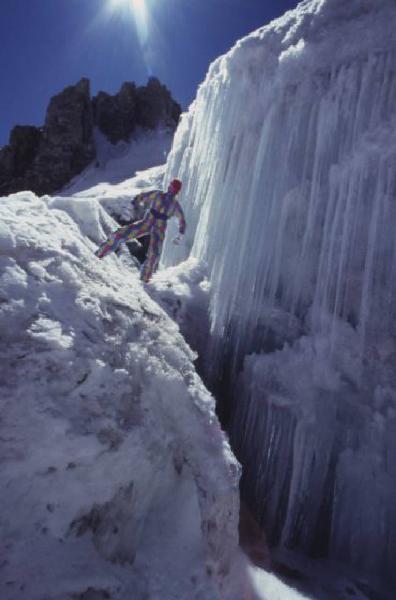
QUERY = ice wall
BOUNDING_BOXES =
[162,0,396,590]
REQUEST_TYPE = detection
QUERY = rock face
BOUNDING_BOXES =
[33,78,96,194]
[0,78,95,196]
[92,77,181,144]
[0,126,42,194]
[135,77,181,131]
[93,82,138,145]
[0,77,181,196]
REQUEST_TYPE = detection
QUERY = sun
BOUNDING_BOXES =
[109,0,149,37]
[110,0,148,19]
[131,0,147,15]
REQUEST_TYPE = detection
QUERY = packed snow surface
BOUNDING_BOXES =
[0,191,243,600]
[161,0,396,593]
[63,128,173,197]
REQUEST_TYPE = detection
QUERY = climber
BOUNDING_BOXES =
[95,179,186,282]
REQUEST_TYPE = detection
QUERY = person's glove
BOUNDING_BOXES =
[172,234,182,245]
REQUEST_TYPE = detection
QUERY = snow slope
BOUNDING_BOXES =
[0,191,242,600]
[63,128,173,197]
[0,187,319,600]
[160,0,396,593]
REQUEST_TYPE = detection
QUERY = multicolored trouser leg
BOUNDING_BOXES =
[95,219,151,259]
[140,224,166,282]
[96,217,167,283]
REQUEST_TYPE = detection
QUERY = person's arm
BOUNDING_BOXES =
[173,200,186,235]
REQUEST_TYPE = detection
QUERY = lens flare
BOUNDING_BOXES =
[109,0,151,70]
[111,1,148,23]
[110,0,149,38]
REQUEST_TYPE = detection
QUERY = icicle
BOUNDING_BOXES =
[162,0,396,586]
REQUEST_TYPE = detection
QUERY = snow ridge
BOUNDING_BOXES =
[0,192,240,600]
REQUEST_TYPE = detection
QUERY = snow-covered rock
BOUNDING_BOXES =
[0,191,241,600]
[161,0,396,592]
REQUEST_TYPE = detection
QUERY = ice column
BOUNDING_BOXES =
[162,0,396,587]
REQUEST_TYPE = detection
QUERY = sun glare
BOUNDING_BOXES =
[110,0,148,20]
[110,0,149,38]
[107,0,154,73]
[131,0,146,15]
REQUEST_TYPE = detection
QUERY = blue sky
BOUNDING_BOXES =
[0,0,299,146]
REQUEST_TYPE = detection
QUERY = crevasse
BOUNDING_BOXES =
[162,0,396,590]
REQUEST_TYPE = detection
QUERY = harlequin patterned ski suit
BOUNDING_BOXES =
[95,189,186,282]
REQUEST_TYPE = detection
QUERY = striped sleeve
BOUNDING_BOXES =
[173,200,186,234]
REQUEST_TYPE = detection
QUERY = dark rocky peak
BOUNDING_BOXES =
[119,81,137,100]
[44,77,93,143]
[92,82,137,145]
[135,77,181,130]
[0,76,181,196]
[35,77,95,188]
[92,77,181,145]
[0,77,95,196]
[0,126,42,180]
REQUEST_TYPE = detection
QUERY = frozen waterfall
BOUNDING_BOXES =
[162,0,396,593]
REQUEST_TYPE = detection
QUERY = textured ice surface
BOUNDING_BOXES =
[161,0,396,591]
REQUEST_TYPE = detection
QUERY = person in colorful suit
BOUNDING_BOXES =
[95,179,186,282]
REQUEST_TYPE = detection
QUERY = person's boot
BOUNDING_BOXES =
[95,239,115,259]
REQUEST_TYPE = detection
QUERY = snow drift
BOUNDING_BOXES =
[161,0,396,592]
[0,191,241,600]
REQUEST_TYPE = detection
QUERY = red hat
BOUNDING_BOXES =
[168,179,182,194]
